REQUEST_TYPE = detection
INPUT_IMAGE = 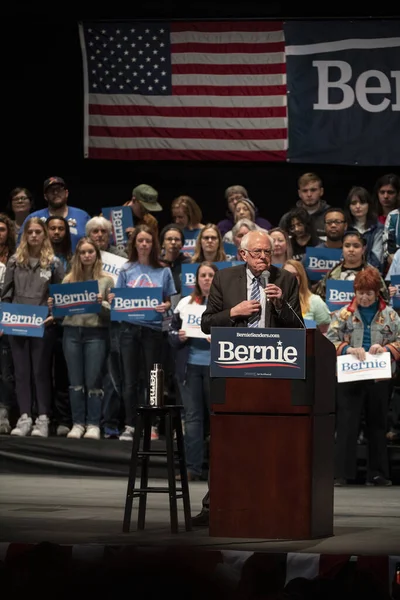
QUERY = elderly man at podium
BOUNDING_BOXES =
[192,230,303,527]
[202,230,303,333]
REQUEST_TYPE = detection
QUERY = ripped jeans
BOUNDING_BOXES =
[62,326,109,426]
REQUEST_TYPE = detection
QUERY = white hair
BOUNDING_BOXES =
[86,216,112,236]
[231,218,258,238]
[240,230,274,251]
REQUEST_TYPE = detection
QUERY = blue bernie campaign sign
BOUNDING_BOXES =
[182,231,199,256]
[210,327,306,379]
[0,303,48,338]
[223,242,238,261]
[111,287,162,323]
[102,206,133,251]
[181,261,237,296]
[325,280,354,312]
[49,280,101,318]
[305,247,342,281]
[391,275,400,310]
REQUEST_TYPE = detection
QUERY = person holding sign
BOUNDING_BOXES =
[1,218,64,437]
[314,231,390,304]
[51,238,114,440]
[326,267,400,487]
[110,224,176,442]
[169,262,218,481]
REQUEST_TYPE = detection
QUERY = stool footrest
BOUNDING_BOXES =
[137,451,179,457]
[133,487,184,493]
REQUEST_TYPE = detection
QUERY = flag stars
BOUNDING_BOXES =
[148,86,153,90]
[160,57,166,62]
[146,57,151,62]
[123,36,128,41]
[145,28,150,33]
[162,85,167,90]
[131,57,137,62]
[141,79,145,83]
[153,50,158,54]
[119,84,124,89]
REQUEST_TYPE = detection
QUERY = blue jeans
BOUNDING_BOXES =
[181,364,210,477]
[62,327,108,426]
[119,323,163,427]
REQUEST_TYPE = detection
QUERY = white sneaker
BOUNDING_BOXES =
[11,414,33,437]
[119,425,135,441]
[84,425,100,440]
[0,407,11,435]
[67,424,86,439]
[56,425,70,437]
[31,415,49,437]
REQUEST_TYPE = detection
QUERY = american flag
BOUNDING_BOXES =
[79,21,287,161]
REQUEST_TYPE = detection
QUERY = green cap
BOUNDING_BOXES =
[132,184,162,212]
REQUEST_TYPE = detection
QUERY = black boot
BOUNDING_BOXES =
[191,508,209,527]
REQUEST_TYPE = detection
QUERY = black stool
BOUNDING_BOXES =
[122,405,192,533]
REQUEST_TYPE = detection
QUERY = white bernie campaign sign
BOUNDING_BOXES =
[180,303,208,339]
[101,251,128,284]
[337,352,392,383]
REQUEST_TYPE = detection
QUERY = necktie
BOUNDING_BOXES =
[248,277,261,328]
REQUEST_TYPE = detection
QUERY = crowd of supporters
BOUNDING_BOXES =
[0,171,399,485]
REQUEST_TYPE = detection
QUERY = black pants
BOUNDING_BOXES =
[119,323,163,427]
[52,323,72,428]
[335,380,390,481]
[0,335,16,411]
[9,327,56,418]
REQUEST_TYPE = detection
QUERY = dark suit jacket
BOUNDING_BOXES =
[201,264,303,334]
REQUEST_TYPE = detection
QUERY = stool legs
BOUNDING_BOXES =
[175,414,192,532]
[137,414,151,530]
[122,413,143,533]
[165,411,179,533]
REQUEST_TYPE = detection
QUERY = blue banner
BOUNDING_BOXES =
[0,303,48,338]
[210,327,306,379]
[325,280,355,312]
[49,281,101,317]
[391,274,400,309]
[305,247,342,281]
[285,20,400,166]
[223,242,238,261]
[182,231,199,257]
[181,261,238,296]
[102,206,133,250]
[111,287,162,322]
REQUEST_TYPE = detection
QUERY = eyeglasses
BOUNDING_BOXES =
[202,235,218,241]
[243,248,272,258]
[325,219,345,225]
[12,196,29,203]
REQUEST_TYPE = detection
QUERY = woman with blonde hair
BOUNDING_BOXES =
[269,227,293,266]
[171,195,204,237]
[1,217,64,437]
[191,224,227,264]
[283,259,331,333]
[52,237,115,440]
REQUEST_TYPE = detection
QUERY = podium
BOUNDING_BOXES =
[209,328,336,539]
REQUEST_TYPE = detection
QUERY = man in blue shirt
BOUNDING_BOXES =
[17,176,90,251]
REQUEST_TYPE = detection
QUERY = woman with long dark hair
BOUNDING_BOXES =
[110,224,176,441]
[343,186,384,271]
[282,207,320,261]
[169,262,218,480]
[1,217,64,437]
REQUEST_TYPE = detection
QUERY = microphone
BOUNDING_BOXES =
[284,300,306,329]
[260,270,270,301]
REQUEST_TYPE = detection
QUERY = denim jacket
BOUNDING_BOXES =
[326,296,400,364]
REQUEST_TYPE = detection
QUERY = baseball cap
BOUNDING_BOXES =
[132,184,162,212]
[44,176,67,192]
